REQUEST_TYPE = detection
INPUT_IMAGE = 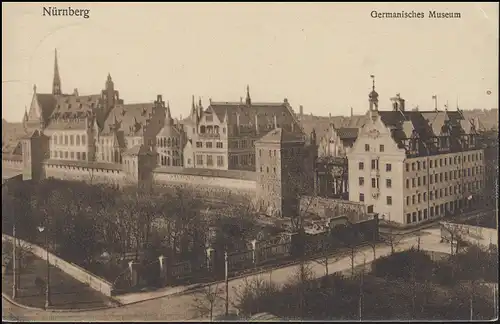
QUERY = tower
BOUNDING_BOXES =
[104,73,116,110]
[245,85,251,106]
[22,130,50,182]
[369,75,379,121]
[52,49,62,95]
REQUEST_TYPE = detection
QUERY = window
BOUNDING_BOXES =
[206,142,213,148]
[430,208,434,217]
[435,174,438,183]
[82,152,86,161]
[386,163,392,172]
[371,178,376,188]
[412,195,416,204]
[76,152,81,160]
[406,163,410,172]
[423,176,426,185]
[371,159,377,170]
[417,161,420,171]
[76,135,80,145]
[439,159,442,167]
[418,177,421,186]
[196,141,202,148]
[54,151,58,158]
[430,191,434,200]
[365,144,370,152]
[430,160,433,168]
[445,188,448,196]
[448,157,452,165]
[269,150,272,157]
[386,179,392,188]
[444,158,447,166]
[359,193,365,202]
[65,135,68,145]
[406,213,411,224]
[70,152,74,159]
[439,173,443,182]
[207,155,213,166]
[418,211,422,221]
[412,162,415,171]
[359,177,365,186]
[359,162,364,170]
[423,161,426,169]
[412,212,417,222]
[379,144,384,152]
[412,178,416,188]
[406,179,409,189]
[266,166,270,173]
[216,142,223,149]
[406,196,410,206]
[217,156,224,167]
[418,193,421,203]
[387,196,392,205]
[430,176,433,184]
[445,173,448,181]
[423,192,427,201]
[70,135,74,145]
[196,154,203,165]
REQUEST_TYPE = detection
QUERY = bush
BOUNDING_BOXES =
[371,248,434,281]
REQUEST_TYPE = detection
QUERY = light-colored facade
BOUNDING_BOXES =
[348,83,485,226]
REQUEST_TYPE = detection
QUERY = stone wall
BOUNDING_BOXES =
[43,161,124,186]
[2,234,114,297]
[2,156,23,170]
[301,196,367,223]
[153,167,257,194]
[440,221,498,249]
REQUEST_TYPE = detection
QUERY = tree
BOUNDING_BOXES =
[191,283,224,322]
[285,261,314,319]
[233,275,280,317]
[383,228,402,255]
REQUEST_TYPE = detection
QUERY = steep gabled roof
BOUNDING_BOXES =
[102,103,155,136]
[257,127,305,144]
[336,127,359,140]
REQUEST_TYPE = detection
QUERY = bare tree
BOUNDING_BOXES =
[383,228,402,255]
[191,283,224,322]
[233,274,280,318]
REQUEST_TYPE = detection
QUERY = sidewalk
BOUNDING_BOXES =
[2,242,119,311]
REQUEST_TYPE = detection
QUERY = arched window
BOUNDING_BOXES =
[167,156,171,166]
[167,138,171,147]
[207,126,214,134]
[200,125,206,133]
[214,126,220,134]
[76,135,80,145]
[81,135,86,145]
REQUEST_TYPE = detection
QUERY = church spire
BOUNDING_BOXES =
[165,100,173,125]
[245,85,251,105]
[52,49,62,95]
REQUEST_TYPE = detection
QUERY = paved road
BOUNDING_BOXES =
[1,229,456,321]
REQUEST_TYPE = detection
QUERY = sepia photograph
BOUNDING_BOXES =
[2,2,498,322]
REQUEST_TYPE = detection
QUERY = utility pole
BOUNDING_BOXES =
[224,251,229,316]
[12,222,17,299]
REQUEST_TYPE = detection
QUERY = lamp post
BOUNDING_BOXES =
[37,225,51,309]
[224,251,229,316]
[12,221,17,299]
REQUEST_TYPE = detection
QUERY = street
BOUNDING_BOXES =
[2,227,455,321]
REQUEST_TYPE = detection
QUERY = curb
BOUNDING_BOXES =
[1,291,122,313]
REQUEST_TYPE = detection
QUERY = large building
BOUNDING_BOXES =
[347,79,485,226]
[13,49,315,217]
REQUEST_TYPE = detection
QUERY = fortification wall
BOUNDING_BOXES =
[43,162,124,186]
[153,167,257,194]
[2,156,23,170]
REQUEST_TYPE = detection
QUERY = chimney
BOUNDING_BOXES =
[255,114,259,134]
[273,114,278,129]
[351,107,353,117]
[73,88,79,96]
[299,105,304,116]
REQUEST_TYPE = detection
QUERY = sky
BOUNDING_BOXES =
[2,2,498,123]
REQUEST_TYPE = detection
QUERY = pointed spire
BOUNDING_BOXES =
[33,84,37,93]
[199,97,202,108]
[52,49,62,95]
[23,106,28,121]
[224,107,229,123]
[165,100,172,125]
[245,85,251,105]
